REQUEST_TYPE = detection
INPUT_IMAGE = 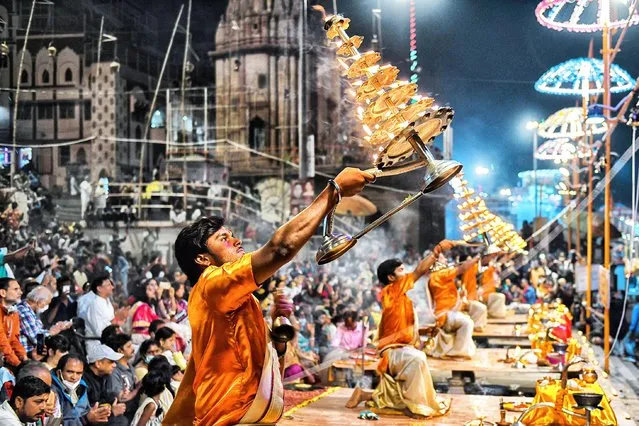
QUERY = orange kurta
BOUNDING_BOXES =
[428,268,458,327]
[462,262,478,301]
[377,274,417,351]
[480,265,498,298]
[164,253,266,426]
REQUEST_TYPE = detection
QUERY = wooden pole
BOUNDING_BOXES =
[586,131,594,339]
[573,157,581,256]
[602,0,611,373]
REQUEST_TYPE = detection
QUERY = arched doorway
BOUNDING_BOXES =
[249,116,267,151]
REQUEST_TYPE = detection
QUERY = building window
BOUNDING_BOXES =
[64,68,73,82]
[76,147,87,164]
[38,104,53,120]
[0,56,8,68]
[42,69,50,84]
[84,101,91,121]
[17,104,32,120]
[20,70,28,84]
[135,125,142,139]
[150,109,165,129]
[59,103,75,119]
[258,73,267,89]
[59,146,70,166]
[249,116,267,151]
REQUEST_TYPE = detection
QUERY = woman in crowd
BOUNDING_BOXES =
[146,357,175,414]
[131,370,166,426]
[153,327,186,371]
[133,340,163,382]
[128,279,160,344]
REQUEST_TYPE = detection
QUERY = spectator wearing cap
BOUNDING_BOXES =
[0,278,28,368]
[0,376,50,426]
[82,344,126,423]
[43,335,70,371]
[104,333,138,424]
[78,275,115,352]
[16,286,71,357]
[51,354,109,426]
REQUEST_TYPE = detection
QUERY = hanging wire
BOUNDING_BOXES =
[607,126,637,360]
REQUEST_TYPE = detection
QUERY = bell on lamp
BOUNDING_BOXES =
[586,105,605,125]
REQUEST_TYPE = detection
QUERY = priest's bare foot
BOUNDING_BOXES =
[345,387,373,408]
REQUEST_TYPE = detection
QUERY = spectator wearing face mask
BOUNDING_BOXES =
[0,278,28,368]
[45,277,78,327]
[0,376,50,426]
[153,327,186,371]
[133,340,162,382]
[51,354,110,425]
[43,335,70,371]
[16,286,71,358]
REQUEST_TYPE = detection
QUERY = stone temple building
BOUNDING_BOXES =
[0,0,168,188]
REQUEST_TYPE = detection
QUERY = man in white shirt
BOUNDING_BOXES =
[78,274,115,352]
[79,177,93,219]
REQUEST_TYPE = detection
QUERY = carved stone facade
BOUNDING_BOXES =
[209,0,354,175]
[0,0,166,187]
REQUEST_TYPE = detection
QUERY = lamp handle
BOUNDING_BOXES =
[353,189,425,240]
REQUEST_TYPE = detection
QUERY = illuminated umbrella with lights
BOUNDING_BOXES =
[535,57,635,96]
[537,107,607,139]
[536,138,592,162]
[536,0,639,32]
[334,195,377,217]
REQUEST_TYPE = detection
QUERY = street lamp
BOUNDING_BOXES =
[526,121,540,226]
[475,165,490,176]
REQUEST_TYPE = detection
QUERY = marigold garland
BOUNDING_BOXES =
[283,387,342,417]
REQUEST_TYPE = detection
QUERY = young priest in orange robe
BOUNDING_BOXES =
[163,168,374,426]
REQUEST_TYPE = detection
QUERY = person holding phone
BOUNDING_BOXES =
[16,286,71,359]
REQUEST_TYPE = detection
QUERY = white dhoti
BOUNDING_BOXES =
[487,293,506,318]
[320,348,350,385]
[372,346,450,418]
[427,311,476,359]
[467,300,487,330]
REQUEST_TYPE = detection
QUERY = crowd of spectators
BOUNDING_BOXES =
[0,173,638,425]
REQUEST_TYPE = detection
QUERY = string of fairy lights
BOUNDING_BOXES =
[408,0,419,84]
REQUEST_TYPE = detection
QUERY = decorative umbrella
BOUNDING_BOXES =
[537,107,607,139]
[334,195,377,216]
[535,138,592,162]
[535,57,635,96]
[536,0,639,32]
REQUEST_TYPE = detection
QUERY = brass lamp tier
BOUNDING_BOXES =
[315,14,463,265]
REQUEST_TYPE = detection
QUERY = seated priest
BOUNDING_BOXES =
[344,240,460,419]
[427,254,481,359]
[479,257,507,319]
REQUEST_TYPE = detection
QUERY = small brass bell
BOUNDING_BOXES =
[47,44,57,57]
[0,42,9,57]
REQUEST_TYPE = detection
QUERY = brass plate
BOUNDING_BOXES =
[355,65,399,103]
[346,51,381,78]
[336,35,363,56]
[365,98,435,144]
[412,107,454,144]
[362,83,417,128]
[326,17,350,39]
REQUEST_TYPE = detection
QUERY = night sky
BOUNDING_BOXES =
[149,0,639,207]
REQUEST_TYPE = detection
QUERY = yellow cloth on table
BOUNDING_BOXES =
[521,379,617,425]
